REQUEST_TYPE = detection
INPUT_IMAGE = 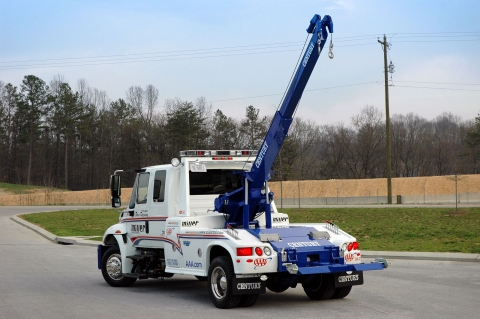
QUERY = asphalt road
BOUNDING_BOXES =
[1,206,479,319]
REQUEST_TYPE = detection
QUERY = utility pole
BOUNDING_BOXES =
[378,35,393,204]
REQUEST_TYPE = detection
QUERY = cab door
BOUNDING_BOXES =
[133,172,150,217]
[127,172,151,246]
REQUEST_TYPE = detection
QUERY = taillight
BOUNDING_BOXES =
[255,247,263,256]
[347,242,359,251]
[237,247,253,256]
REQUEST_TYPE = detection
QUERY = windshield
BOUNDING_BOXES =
[189,169,242,195]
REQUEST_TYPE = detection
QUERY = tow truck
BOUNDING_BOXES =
[98,14,388,308]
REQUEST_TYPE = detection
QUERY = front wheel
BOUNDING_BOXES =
[207,256,241,309]
[101,246,137,287]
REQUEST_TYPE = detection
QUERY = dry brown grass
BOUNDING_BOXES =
[269,174,480,198]
[0,188,132,206]
[0,174,478,205]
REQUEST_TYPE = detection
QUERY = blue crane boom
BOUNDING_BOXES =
[215,14,333,229]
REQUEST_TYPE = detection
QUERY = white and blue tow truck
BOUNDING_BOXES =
[98,14,388,309]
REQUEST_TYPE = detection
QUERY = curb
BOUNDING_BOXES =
[11,215,100,247]
[361,250,480,263]
[11,215,480,262]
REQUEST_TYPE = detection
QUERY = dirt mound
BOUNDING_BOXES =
[268,174,480,198]
[0,174,478,205]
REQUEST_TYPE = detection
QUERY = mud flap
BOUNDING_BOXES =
[333,271,364,288]
[232,277,266,295]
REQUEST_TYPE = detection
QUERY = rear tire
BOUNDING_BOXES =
[331,286,352,299]
[207,256,241,309]
[238,294,259,307]
[302,274,336,300]
[266,276,289,293]
[101,246,137,287]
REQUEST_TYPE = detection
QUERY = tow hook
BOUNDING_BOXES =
[374,257,389,269]
[282,263,299,274]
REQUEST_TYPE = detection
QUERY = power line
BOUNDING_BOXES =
[394,38,480,43]
[2,31,479,70]
[393,85,480,92]
[0,48,302,70]
[206,80,480,105]
[0,42,305,64]
[395,80,480,86]
[203,82,380,104]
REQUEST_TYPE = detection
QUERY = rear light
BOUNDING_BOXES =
[255,247,263,256]
[263,247,272,256]
[237,247,253,256]
[347,242,359,251]
[212,156,233,160]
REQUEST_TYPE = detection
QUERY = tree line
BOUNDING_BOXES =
[1,74,479,190]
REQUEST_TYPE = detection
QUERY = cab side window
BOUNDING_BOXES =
[136,173,150,204]
[153,170,166,203]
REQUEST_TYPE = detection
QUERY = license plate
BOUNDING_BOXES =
[334,271,364,288]
[189,163,206,172]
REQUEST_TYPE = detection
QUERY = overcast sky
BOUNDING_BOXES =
[2,0,479,125]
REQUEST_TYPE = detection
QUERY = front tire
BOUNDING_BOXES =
[302,274,336,300]
[207,256,241,309]
[101,246,137,287]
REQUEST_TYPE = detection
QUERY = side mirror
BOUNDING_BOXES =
[110,175,121,208]
[111,197,121,208]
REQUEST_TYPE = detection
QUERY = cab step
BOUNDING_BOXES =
[123,273,148,279]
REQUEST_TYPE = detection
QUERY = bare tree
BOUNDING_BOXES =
[348,105,385,178]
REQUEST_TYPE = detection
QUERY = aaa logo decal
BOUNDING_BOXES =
[344,252,361,263]
[253,257,272,269]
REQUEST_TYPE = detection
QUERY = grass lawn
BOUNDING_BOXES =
[21,207,480,253]
[21,209,118,237]
[284,207,480,253]
[0,182,47,194]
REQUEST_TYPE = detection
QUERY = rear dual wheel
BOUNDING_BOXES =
[303,274,353,300]
[207,256,259,308]
[302,274,336,300]
[331,286,352,299]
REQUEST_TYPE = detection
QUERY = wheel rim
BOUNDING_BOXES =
[211,266,227,300]
[106,253,123,280]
